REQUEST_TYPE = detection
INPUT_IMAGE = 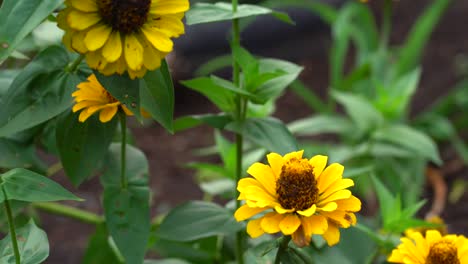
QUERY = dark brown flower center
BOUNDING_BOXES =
[426,240,460,264]
[98,0,151,34]
[276,158,319,211]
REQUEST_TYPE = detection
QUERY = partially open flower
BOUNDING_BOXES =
[234,150,361,247]
[388,230,468,264]
[57,0,189,79]
[72,74,133,122]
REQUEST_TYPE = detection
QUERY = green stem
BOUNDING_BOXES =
[119,111,128,190]
[380,0,393,50]
[274,236,291,264]
[2,188,21,264]
[32,202,104,225]
[65,54,85,73]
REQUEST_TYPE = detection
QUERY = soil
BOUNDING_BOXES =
[36,0,468,263]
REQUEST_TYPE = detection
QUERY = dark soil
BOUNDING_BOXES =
[39,0,468,263]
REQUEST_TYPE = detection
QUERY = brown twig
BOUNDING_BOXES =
[425,165,447,219]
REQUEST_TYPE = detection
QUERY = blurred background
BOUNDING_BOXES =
[3,0,468,262]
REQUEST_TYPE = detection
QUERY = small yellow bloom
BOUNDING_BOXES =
[72,74,133,123]
[234,150,361,247]
[57,0,189,79]
[388,230,468,264]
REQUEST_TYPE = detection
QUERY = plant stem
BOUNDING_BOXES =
[119,111,128,190]
[33,202,104,225]
[380,0,393,50]
[66,54,85,73]
[2,188,21,264]
[274,236,291,264]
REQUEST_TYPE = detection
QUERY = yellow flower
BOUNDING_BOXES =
[388,230,468,264]
[234,150,361,247]
[72,74,133,122]
[57,0,189,79]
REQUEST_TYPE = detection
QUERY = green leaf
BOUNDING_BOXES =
[1,168,81,203]
[0,46,82,137]
[181,77,235,112]
[333,91,384,133]
[226,117,298,155]
[371,174,399,228]
[56,111,117,186]
[210,75,258,99]
[0,219,49,264]
[0,138,45,170]
[194,55,232,76]
[0,69,20,95]
[173,114,232,132]
[396,0,451,76]
[140,60,174,132]
[288,115,353,136]
[262,0,337,25]
[101,144,150,264]
[0,0,62,63]
[151,237,218,264]
[157,201,243,242]
[289,80,328,113]
[144,260,191,264]
[94,72,142,121]
[372,124,441,164]
[82,225,122,264]
[186,3,275,25]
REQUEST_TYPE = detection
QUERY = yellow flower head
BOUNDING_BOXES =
[72,74,133,122]
[57,0,189,79]
[234,150,361,247]
[405,216,448,237]
[388,230,468,264]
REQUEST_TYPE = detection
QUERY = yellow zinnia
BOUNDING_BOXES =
[57,0,189,79]
[72,74,133,122]
[234,150,361,247]
[388,230,468,264]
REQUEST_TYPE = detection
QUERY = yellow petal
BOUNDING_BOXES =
[426,230,442,244]
[84,24,112,51]
[318,190,351,205]
[244,185,277,207]
[246,162,276,196]
[86,52,107,70]
[317,163,344,192]
[246,218,264,238]
[301,215,328,236]
[297,204,316,217]
[260,212,284,234]
[142,40,162,70]
[141,25,173,52]
[72,100,100,112]
[309,155,328,179]
[102,31,122,63]
[99,105,118,122]
[150,0,189,15]
[320,178,354,198]
[279,214,301,235]
[267,152,284,179]
[71,0,98,12]
[335,195,361,212]
[67,10,101,30]
[283,150,304,161]
[234,204,266,221]
[322,223,340,246]
[317,202,337,212]
[321,211,355,228]
[274,205,295,214]
[124,34,144,71]
[71,30,88,53]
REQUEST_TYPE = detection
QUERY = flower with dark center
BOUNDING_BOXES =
[388,230,468,264]
[234,150,361,247]
[58,0,189,79]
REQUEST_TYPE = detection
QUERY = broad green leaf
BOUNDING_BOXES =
[144,260,191,264]
[371,174,399,228]
[94,72,142,121]
[140,60,174,132]
[289,80,328,113]
[263,0,337,24]
[151,237,218,264]
[210,75,258,99]
[333,91,384,133]
[82,225,122,264]
[199,179,235,196]
[0,70,20,95]
[214,130,236,177]
[1,168,81,203]
[372,124,441,164]
[0,46,82,137]
[396,0,451,76]
[157,201,243,241]
[194,55,232,76]
[226,117,298,155]
[56,111,117,186]
[0,0,62,63]
[173,114,232,132]
[0,219,49,264]
[187,3,279,25]
[101,144,150,264]
[288,115,353,136]
[0,138,45,170]
[181,77,235,112]
[187,162,231,179]
[369,142,414,158]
